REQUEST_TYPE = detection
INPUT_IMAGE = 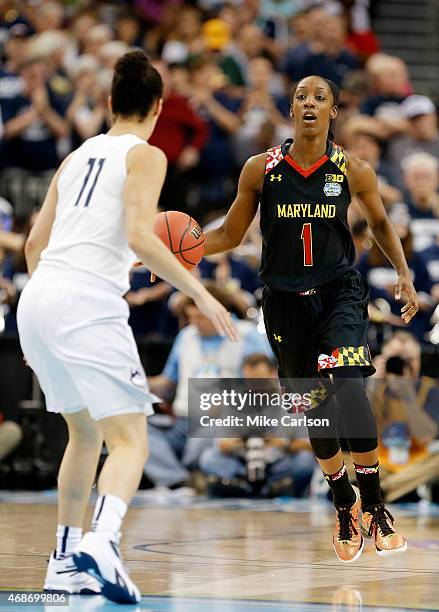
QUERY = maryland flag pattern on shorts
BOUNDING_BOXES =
[318,346,371,371]
[308,383,328,409]
[329,144,347,175]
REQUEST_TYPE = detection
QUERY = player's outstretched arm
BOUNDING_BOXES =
[124,144,238,341]
[204,154,265,255]
[346,153,419,324]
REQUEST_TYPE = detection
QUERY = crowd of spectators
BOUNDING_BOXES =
[0,0,438,501]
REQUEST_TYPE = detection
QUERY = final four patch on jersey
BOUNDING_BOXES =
[323,182,342,197]
[318,346,371,370]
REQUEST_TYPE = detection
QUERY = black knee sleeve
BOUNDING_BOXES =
[308,436,341,460]
[329,367,378,454]
[306,395,340,460]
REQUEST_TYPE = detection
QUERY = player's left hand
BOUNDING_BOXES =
[395,272,418,324]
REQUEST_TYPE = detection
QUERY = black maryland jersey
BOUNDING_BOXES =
[259,138,356,292]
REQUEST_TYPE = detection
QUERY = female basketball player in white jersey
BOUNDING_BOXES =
[17,50,237,605]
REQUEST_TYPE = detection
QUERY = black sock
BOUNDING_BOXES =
[324,464,355,507]
[354,462,383,511]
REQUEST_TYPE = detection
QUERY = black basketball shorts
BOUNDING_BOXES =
[262,268,374,379]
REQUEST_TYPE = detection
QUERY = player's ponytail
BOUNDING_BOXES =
[111,49,163,120]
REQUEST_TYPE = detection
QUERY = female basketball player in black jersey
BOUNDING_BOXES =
[205,75,418,563]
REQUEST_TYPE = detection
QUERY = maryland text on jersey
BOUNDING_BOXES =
[277,203,336,218]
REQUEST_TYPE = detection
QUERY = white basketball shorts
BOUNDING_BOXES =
[17,268,157,421]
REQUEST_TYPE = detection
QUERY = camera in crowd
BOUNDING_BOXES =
[385,356,411,376]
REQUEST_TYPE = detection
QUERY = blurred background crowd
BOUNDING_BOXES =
[0,0,438,504]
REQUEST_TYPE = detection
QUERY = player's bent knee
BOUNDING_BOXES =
[347,438,378,453]
[98,412,148,456]
[308,437,340,460]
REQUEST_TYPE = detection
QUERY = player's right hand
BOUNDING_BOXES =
[395,272,418,324]
[195,292,239,341]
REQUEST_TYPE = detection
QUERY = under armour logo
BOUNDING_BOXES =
[270,174,282,182]
[273,334,282,342]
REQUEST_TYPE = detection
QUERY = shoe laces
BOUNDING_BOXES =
[336,505,357,541]
[367,504,395,538]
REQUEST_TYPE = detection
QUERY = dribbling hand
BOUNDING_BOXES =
[395,272,418,324]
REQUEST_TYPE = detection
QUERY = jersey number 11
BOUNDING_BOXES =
[74,158,106,208]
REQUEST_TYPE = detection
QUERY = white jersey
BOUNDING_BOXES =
[39,133,145,295]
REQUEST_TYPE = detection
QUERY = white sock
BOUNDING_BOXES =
[56,525,82,559]
[92,494,127,538]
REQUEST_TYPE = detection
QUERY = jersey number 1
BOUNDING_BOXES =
[301,223,313,266]
[74,158,106,207]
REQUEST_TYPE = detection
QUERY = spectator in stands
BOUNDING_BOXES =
[144,285,273,491]
[135,0,183,24]
[0,198,20,266]
[282,5,328,84]
[1,209,37,333]
[0,25,29,164]
[199,252,261,307]
[199,352,316,498]
[345,127,402,208]
[287,7,312,48]
[357,204,435,343]
[0,419,22,462]
[338,71,370,123]
[386,95,439,187]
[70,10,99,55]
[83,24,113,57]
[125,269,177,340]
[420,234,439,303]
[401,152,439,251]
[1,57,69,217]
[361,54,410,137]
[28,31,73,103]
[149,60,209,212]
[233,56,290,166]
[30,1,64,34]
[1,23,30,79]
[200,17,244,90]
[298,14,359,87]
[370,331,439,502]
[115,10,143,47]
[98,41,130,71]
[187,56,242,213]
[66,55,107,147]
[225,23,272,86]
[162,4,203,62]
[339,0,380,60]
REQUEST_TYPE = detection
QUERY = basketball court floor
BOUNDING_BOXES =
[0,492,438,611]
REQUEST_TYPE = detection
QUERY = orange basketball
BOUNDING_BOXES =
[153,211,205,271]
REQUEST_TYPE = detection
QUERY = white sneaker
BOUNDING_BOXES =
[44,551,101,595]
[72,532,140,604]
